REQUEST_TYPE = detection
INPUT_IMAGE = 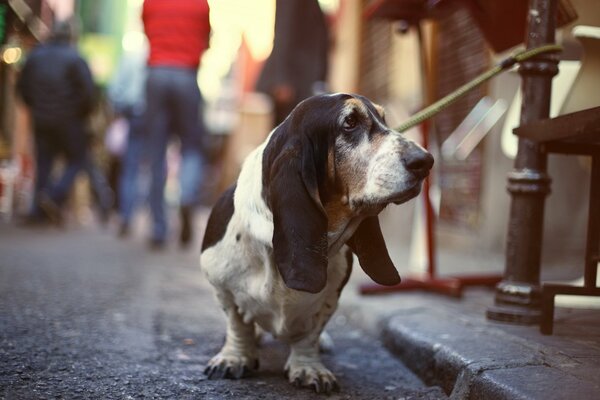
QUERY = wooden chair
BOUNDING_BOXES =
[514,106,600,334]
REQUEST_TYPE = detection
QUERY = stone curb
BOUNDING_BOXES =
[379,311,599,400]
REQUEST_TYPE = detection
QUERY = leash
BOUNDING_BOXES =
[395,44,563,133]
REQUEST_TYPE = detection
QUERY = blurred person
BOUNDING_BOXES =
[107,46,148,237]
[255,0,329,126]
[142,0,211,249]
[103,114,127,212]
[17,19,97,225]
[84,152,115,224]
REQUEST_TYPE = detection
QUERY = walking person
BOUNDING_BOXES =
[17,19,97,225]
[141,0,211,249]
[255,0,329,126]
[107,46,148,237]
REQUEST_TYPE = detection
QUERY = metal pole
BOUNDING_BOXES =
[487,0,559,324]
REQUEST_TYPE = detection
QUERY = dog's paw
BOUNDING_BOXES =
[204,353,259,379]
[284,361,340,394]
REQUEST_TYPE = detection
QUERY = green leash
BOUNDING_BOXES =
[395,44,563,133]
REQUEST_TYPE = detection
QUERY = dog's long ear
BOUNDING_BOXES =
[266,118,329,294]
[347,216,400,285]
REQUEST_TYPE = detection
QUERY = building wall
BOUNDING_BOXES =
[328,0,362,94]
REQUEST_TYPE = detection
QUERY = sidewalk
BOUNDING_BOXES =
[339,249,600,400]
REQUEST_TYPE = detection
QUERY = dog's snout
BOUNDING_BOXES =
[402,150,434,176]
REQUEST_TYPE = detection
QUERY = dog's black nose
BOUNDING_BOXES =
[403,150,434,176]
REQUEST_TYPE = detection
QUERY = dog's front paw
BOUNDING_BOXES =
[284,361,340,394]
[204,352,259,379]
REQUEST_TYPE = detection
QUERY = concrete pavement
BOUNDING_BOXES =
[1,212,598,399]
[0,221,446,399]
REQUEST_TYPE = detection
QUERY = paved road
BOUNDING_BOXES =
[0,222,446,399]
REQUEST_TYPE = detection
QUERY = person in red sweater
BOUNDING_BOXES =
[141,0,211,249]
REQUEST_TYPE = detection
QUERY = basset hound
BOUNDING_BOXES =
[200,93,433,394]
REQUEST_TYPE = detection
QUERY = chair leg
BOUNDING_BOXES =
[584,155,599,288]
[540,288,555,335]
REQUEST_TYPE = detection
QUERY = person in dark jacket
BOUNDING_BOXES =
[17,19,96,224]
[255,0,329,126]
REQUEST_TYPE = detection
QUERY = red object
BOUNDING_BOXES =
[142,0,211,69]
[457,0,577,52]
[360,276,503,297]
[364,0,428,23]
[364,0,577,52]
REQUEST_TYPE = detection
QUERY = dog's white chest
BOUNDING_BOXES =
[201,218,349,341]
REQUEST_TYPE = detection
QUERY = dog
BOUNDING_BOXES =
[200,93,433,393]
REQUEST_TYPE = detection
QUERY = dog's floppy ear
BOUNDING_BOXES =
[347,216,400,286]
[266,118,329,294]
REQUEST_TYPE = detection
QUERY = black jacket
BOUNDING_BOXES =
[17,41,95,127]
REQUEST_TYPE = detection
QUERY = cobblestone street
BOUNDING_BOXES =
[0,222,445,399]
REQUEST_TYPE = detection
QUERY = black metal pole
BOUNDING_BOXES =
[487,0,559,324]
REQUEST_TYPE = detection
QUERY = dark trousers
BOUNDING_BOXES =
[143,66,206,240]
[31,120,88,216]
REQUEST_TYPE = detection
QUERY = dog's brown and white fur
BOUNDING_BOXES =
[200,93,433,393]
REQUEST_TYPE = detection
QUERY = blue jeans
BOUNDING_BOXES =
[143,66,206,241]
[118,114,146,225]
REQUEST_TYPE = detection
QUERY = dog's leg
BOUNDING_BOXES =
[285,259,347,393]
[255,324,267,347]
[319,330,334,353]
[285,330,339,394]
[285,297,342,394]
[205,294,258,379]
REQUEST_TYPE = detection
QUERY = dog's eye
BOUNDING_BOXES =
[342,114,358,131]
